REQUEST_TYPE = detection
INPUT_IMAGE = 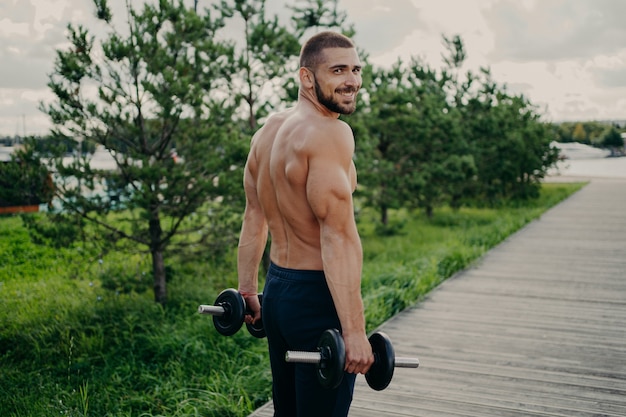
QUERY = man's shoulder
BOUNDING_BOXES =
[267,108,295,127]
[251,110,293,145]
[308,117,354,147]
[298,119,354,163]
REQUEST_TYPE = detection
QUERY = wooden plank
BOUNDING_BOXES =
[249,179,626,416]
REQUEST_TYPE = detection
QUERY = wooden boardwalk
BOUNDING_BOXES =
[250,178,626,416]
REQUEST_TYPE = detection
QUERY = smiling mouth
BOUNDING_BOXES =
[338,89,357,98]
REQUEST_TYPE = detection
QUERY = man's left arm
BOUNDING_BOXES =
[237,149,267,322]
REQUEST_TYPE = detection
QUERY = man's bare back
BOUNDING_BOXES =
[246,106,358,271]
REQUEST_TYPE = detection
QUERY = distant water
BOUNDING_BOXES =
[549,142,626,180]
[550,157,626,179]
[0,147,13,162]
[3,144,624,179]
[0,146,118,169]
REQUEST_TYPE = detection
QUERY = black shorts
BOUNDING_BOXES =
[263,262,356,417]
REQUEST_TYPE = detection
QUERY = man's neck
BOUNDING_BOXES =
[298,89,340,119]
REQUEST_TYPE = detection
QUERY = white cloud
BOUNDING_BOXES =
[346,0,423,56]
[0,19,30,37]
[485,0,626,62]
[1,0,625,136]
[345,0,626,122]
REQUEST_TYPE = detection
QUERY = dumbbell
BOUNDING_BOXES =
[285,328,419,390]
[198,288,265,338]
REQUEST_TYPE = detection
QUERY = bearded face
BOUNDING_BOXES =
[314,77,359,115]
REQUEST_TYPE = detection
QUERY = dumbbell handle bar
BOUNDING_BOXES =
[285,351,420,368]
[198,305,226,316]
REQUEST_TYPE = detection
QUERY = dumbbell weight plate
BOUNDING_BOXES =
[245,293,266,338]
[366,332,395,391]
[212,289,245,336]
[317,329,346,389]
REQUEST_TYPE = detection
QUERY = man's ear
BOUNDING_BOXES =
[299,67,314,89]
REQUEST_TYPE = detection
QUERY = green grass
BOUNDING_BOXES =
[0,182,584,416]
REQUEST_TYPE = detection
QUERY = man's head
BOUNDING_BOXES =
[299,31,362,115]
[299,31,356,69]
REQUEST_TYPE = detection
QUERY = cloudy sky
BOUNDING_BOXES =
[1,0,625,136]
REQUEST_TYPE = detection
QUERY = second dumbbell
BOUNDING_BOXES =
[285,328,419,390]
[198,289,265,338]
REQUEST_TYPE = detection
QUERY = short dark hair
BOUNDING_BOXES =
[299,31,355,69]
